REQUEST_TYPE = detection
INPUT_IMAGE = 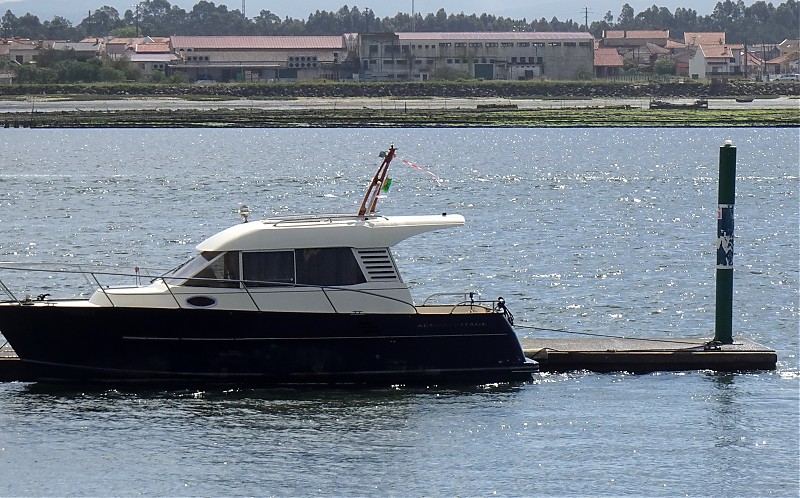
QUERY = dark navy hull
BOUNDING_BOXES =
[0,305,537,385]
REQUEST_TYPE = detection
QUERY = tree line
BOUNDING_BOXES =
[1,0,797,44]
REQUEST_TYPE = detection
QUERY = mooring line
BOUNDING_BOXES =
[514,324,705,346]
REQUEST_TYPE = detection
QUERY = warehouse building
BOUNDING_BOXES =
[358,32,595,81]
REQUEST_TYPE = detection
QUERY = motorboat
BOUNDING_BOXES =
[0,145,537,385]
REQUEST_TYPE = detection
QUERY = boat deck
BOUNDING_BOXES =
[0,336,777,382]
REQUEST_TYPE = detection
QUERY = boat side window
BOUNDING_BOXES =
[183,251,240,288]
[242,251,295,287]
[296,248,366,286]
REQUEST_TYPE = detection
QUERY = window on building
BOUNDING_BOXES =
[402,45,410,53]
[439,42,451,47]
[518,42,530,47]
[564,42,577,47]
[511,57,517,64]
[579,42,591,47]
[369,44,378,55]
[486,42,498,48]
[501,42,514,47]
[455,42,467,47]
[533,42,545,47]
[469,42,482,47]
[549,42,561,47]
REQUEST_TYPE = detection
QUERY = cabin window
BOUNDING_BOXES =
[296,248,366,286]
[183,251,240,288]
[240,248,366,287]
[242,251,295,287]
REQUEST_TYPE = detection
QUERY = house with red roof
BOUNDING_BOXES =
[688,44,744,81]
[594,47,624,77]
[766,39,800,76]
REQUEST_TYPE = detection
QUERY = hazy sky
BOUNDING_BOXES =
[0,0,725,24]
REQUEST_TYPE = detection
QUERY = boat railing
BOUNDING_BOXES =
[0,265,503,316]
[420,291,481,306]
[0,265,419,314]
[418,291,507,315]
[269,213,388,227]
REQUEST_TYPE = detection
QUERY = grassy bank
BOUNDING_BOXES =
[2,106,797,128]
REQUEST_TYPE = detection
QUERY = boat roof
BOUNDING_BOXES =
[196,214,465,252]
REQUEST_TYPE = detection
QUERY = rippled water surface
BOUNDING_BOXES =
[0,128,797,496]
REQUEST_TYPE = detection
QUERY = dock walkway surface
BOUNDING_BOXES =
[521,336,776,373]
[0,337,776,382]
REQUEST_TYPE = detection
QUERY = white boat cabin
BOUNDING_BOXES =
[89,213,465,313]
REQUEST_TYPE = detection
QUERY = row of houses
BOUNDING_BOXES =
[1,31,798,84]
[596,30,799,81]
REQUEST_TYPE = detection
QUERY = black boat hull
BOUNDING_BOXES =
[0,305,537,384]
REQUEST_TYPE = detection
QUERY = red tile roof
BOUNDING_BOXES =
[594,48,624,67]
[665,39,686,49]
[684,32,725,46]
[135,42,170,53]
[604,30,668,39]
[170,36,344,50]
[699,45,734,58]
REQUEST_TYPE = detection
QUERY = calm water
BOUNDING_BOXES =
[0,128,797,496]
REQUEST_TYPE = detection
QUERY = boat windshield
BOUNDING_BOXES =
[165,252,221,283]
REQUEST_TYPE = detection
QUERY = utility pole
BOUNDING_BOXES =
[242,0,245,18]
[584,7,589,32]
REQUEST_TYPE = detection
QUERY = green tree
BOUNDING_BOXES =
[80,6,123,37]
[654,58,677,74]
[2,10,16,37]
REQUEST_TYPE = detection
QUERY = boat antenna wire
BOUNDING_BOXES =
[358,144,396,218]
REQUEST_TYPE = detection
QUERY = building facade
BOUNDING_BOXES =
[168,36,347,82]
[358,32,595,81]
[688,44,743,81]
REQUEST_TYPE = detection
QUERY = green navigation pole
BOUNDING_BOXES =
[714,140,736,344]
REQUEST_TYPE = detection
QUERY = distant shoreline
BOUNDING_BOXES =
[2,101,797,128]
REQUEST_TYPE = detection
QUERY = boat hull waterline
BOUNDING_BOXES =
[0,304,537,384]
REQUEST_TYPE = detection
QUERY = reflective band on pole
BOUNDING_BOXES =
[716,203,734,269]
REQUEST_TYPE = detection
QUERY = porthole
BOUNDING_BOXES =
[186,296,217,308]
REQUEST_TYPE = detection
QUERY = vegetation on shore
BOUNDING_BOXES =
[3,106,797,129]
[2,1,798,45]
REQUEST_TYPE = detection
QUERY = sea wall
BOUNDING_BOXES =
[1,81,797,99]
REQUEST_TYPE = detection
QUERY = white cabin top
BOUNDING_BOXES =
[197,213,465,252]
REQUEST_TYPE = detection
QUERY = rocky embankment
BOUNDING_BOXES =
[0,81,797,99]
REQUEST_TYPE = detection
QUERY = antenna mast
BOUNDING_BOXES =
[358,145,397,218]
